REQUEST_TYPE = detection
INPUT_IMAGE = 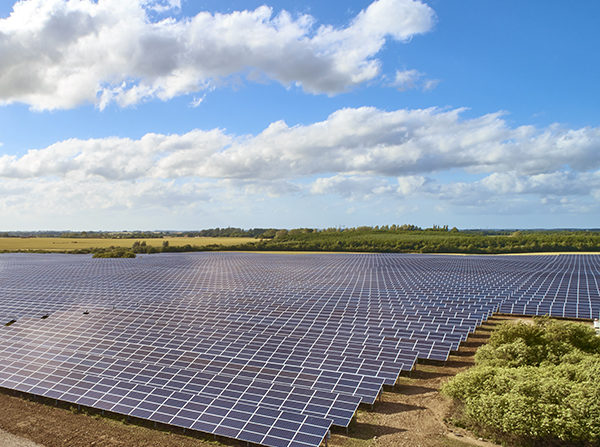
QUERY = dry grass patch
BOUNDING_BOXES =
[0,237,256,252]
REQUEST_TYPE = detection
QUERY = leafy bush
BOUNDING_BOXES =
[92,248,136,258]
[475,317,600,367]
[442,318,600,445]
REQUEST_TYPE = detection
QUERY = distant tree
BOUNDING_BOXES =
[260,229,277,239]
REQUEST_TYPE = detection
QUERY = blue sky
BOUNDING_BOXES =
[0,0,599,230]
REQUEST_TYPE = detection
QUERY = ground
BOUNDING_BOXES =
[0,317,511,447]
[0,429,41,447]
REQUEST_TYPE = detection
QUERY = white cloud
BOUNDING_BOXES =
[392,69,439,91]
[190,94,205,108]
[0,0,435,110]
[393,69,422,90]
[143,0,181,13]
[0,177,213,214]
[310,175,393,199]
[2,107,600,183]
[422,78,440,91]
[404,170,600,214]
[1,106,599,216]
[396,175,428,195]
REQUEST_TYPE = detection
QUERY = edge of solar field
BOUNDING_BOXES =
[0,309,492,447]
[1,253,599,447]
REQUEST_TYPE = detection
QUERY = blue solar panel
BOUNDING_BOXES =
[1,252,599,447]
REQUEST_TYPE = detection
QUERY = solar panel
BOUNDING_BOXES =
[1,252,599,447]
[0,358,331,447]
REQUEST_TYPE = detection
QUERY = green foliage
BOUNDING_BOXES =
[180,227,280,238]
[5,227,600,255]
[122,228,600,255]
[224,228,600,254]
[442,319,600,445]
[4,227,600,254]
[92,247,136,258]
[260,229,278,239]
[130,240,159,254]
[475,317,600,367]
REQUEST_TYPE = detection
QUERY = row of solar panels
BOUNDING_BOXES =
[0,297,470,364]
[1,253,600,447]
[0,358,331,447]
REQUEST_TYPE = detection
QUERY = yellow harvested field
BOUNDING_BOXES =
[0,237,257,252]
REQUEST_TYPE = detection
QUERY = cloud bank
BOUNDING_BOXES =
[0,0,435,110]
[1,107,599,217]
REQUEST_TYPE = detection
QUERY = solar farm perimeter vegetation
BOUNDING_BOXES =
[238,229,600,254]
[1,253,599,447]
[3,228,600,255]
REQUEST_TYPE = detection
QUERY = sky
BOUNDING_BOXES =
[0,0,599,231]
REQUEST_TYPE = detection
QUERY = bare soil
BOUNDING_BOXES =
[0,317,514,447]
[0,429,43,447]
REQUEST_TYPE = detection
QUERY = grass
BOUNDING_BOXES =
[0,237,257,252]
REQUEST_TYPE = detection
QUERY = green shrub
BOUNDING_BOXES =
[474,317,600,368]
[442,318,600,445]
[92,248,136,258]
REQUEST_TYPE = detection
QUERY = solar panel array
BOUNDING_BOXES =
[1,252,599,447]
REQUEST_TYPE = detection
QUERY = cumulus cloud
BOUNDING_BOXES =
[5,106,599,181]
[432,171,600,206]
[0,106,599,215]
[311,175,394,199]
[1,106,599,180]
[0,177,214,213]
[0,0,435,110]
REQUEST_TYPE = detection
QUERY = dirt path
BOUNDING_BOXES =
[0,429,44,447]
[0,317,510,447]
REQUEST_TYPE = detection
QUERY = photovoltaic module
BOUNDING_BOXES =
[1,253,599,447]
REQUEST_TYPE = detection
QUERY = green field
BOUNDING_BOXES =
[0,237,256,252]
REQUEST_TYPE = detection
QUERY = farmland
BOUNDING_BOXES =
[0,237,256,252]
[2,227,600,255]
